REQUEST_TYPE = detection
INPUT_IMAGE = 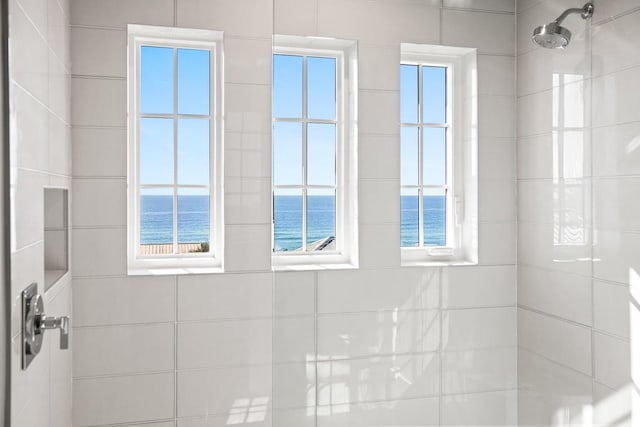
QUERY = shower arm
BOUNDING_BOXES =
[552,3,594,25]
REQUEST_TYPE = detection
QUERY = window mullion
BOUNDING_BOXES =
[302,55,308,252]
[136,42,142,257]
[417,66,424,248]
[172,47,179,255]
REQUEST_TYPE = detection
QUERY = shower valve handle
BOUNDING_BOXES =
[22,283,70,369]
[39,314,70,350]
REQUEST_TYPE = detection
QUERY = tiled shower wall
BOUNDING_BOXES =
[8,0,72,425]
[70,1,517,426]
[517,0,640,424]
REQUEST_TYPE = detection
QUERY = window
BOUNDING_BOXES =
[272,36,358,269]
[400,64,450,248]
[127,25,223,274]
[400,44,478,265]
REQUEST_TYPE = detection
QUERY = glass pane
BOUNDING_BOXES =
[178,48,210,115]
[423,66,446,124]
[401,127,418,186]
[273,122,303,186]
[307,188,335,250]
[178,188,210,253]
[273,54,303,118]
[401,188,419,248]
[273,189,302,252]
[178,119,209,185]
[400,64,418,124]
[140,46,174,114]
[423,127,446,186]
[424,188,446,246]
[140,118,174,185]
[307,123,336,186]
[307,56,336,120]
[140,188,173,250]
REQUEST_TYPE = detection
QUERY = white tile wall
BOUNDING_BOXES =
[316,396,439,427]
[446,0,515,13]
[73,373,175,426]
[592,121,640,178]
[72,178,127,227]
[9,0,73,424]
[73,323,175,376]
[317,309,440,358]
[178,319,272,368]
[316,0,440,45]
[316,353,441,405]
[177,366,271,418]
[69,1,518,426]
[70,27,126,77]
[441,390,517,426]
[72,276,175,326]
[274,317,315,363]
[593,280,630,338]
[517,4,638,424]
[177,0,273,38]
[442,347,517,394]
[177,273,272,321]
[71,77,127,127]
[593,332,630,390]
[71,127,127,177]
[518,265,592,326]
[442,307,516,351]
[442,266,516,308]
[518,307,592,375]
[442,9,515,55]
[70,0,174,29]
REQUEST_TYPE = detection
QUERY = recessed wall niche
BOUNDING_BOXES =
[44,188,69,290]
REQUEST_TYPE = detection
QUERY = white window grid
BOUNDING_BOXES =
[127,25,224,273]
[272,49,343,254]
[400,62,454,249]
[136,43,214,258]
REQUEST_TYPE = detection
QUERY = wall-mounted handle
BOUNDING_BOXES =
[39,315,70,350]
[22,283,70,369]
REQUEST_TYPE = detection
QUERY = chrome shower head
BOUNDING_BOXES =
[532,22,572,49]
[532,2,594,49]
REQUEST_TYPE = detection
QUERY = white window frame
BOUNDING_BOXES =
[272,35,358,270]
[401,44,478,266]
[127,24,224,275]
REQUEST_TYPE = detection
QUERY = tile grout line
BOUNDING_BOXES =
[173,274,178,424]
[588,13,597,392]
[438,266,444,424]
[314,270,319,427]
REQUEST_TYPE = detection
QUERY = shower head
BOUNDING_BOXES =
[532,22,572,49]
[532,2,594,49]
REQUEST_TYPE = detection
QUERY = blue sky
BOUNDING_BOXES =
[139,46,210,186]
[139,48,447,194]
[272,54,336,190]
[400,64,447,192]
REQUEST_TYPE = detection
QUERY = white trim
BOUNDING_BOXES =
[127,24,224,274]
[271,35,358,268]
[400,43,478,266]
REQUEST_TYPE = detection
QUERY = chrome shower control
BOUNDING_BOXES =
[40,314,70,350]
[22,283,70,369]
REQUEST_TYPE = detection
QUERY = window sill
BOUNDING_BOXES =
[400,247,477,267]
[128,266,224,276]
[272,262,357,272]
[272,253,357,272]
[401,259,478,268]
[128,257,223,276]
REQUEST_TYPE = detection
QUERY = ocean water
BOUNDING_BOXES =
[401,195,446,247]
[273,195,336,251]
[140,195,210,244]
[140,195,446,249]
